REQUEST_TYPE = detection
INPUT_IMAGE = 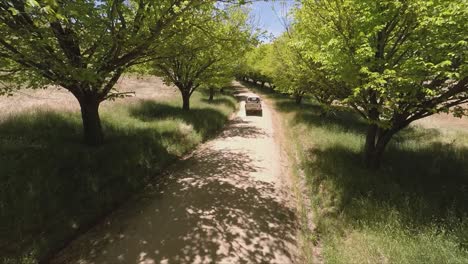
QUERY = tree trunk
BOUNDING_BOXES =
[295,94,303,104]
[79,98,104,146]
[261,81,265,88]
[364,124,379,169]
[364,125,395,169]
[209,87,214,101]
[182,92,190,111]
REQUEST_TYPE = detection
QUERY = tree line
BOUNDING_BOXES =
[0,0,255,146]
[239,0,468,169]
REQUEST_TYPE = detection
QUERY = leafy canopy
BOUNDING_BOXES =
[292,0,468,167]
[295,0,468,126]
[152,5,253,95]
[0,0,227,99]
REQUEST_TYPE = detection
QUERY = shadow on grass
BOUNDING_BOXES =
[307,140,468,225]
[268,90,468,225]
[0,97,234,262]
[130,100,228,139]
[287,103,443,143]
[0,111,179,260]
[197,87,238,109]
[296,110,468,251]
[201,97,237,110]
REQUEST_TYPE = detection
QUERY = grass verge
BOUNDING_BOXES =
[0,91,237,263]
[247,81,468,264]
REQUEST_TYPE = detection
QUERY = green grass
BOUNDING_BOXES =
[247,82,468,264]
[0,91,237,263]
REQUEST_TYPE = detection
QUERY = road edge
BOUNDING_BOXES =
[246,82,323,264]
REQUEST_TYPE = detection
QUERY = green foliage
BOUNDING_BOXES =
[0,0,238,144]
[150,6,252,109]
[269,33,346,105]
[0,91,237,262]
[240,31,346,106]
[240,43,275,85]
[290,0,468,167]
[269,35,306,96]
[0,0,212,91]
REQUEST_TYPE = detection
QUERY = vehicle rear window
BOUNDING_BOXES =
[247,97,260,102]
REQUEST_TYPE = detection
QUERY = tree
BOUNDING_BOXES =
[152,6,252,110]
[204,72,233,101]
[270,33,326,105]
[248,31,345,107]
[295,0,468,168]
[242,43,274,87]
[0,0,224,145]
[268,35,309,104]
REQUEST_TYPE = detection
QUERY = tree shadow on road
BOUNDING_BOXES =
[54,147,297,264]
[220,118,269,139]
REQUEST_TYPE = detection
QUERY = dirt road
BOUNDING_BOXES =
[51,83,298,264]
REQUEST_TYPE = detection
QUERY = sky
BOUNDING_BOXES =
[249,1,296,42]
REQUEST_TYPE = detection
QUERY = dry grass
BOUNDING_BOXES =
[0,75,178,120]
[415,112,468,131]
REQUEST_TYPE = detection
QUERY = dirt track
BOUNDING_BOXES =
[50,82,298,264]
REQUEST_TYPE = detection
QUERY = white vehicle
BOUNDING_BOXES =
[245,95,262,116]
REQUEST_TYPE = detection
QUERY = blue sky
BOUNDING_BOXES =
[250,1,296,41]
